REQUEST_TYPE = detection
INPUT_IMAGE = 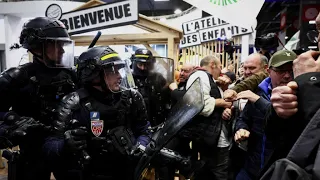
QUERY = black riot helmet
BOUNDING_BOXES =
[131,48,155,76]
[19,17,74,68]
[77,46,135,93]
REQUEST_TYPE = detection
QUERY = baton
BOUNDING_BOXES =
[88,31,102,49]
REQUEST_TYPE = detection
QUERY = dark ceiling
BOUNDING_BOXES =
[137,0,192,16]
[101,0,192,16]
[255,0,301,37]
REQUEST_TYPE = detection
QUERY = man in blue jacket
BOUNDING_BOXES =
[234,50,297,180]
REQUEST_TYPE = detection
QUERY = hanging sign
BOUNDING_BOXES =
[180,16,253,48]
[45,0,138,35]
[182,16,227,35]
[199,24,251,43]
[180,32,202,48]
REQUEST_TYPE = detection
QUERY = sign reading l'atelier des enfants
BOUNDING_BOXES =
[45,0,138,35]
[180,16,253,48]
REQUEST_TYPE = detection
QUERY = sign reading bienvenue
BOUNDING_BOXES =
[45,1,138,35]
[180,16,253,48]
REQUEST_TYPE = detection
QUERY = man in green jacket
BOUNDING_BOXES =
[224,53,269,101]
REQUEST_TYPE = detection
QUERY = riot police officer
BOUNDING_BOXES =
[131,49,173,127]
[52,46,151,180]
[0,17,77,179]
[131,49,174,180]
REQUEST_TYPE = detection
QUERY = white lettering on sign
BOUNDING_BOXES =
[180,32,201,48]
[199,24,252,43]
[180,15,253,48]
[182,16,227,35]
[58,0,138,35]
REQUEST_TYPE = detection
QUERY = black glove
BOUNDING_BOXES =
[64,127,88,153]
[11,117,44,137]
[91,137,113,153]
[2,112,45,146]
[51,119,67,137]
[129,142,145,158]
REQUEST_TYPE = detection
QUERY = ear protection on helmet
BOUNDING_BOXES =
[20,28,45,50]
[76,58,101,85]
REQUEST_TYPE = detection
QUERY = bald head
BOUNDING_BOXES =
[179,64,195,82]
[243,53,267,78]
[316,12,320,48]
[182,64,194,70]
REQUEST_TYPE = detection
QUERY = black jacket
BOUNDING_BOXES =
[46,87,151,180]
[0,59,77,180]
[181,70,224,148]
[0,59,76,124]
[264,72,320,173]
[261,107,320,180]
[235,77,272,178]
[133,73,170,126]
[171,81,187,105]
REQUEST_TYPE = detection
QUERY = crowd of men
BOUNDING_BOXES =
[0,11,319,180]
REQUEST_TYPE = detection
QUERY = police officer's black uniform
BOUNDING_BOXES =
[0,17,77,180]
[51,46,151,180]
[131,49,171,127]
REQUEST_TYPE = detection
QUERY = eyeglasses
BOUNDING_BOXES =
[270,67,293,76]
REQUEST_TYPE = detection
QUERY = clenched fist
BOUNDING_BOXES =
[271,81,298,119]
[169,82,178,91]
[222,108,232,120]
[216,76,231,86]
[224,89,237,102]
[237,90,260,103]
[234,129,250,142]
[293,51,320,78]
[215,99,232,108]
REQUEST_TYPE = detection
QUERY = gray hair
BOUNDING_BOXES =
[200,55,220,67]
[260,55,268,66]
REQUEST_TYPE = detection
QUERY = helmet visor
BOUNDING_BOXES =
[103,60,135,92]
[43,38,75,68]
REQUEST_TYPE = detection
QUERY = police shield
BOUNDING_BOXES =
[145,56,175,94]
[149,56,174,83]
[134,78,204,180]
[145,57,175,126]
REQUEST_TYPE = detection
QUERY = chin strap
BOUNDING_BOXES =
[99,71,110,93]
[30,50,43,61]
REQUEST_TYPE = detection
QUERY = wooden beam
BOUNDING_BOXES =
[167,37,174,60]
[173,43,179,69]
[72,33,176,43]
[143,44,159,56]
[138,14,182,36]
[75,40,180,46]
[136,15,182,38]
[133,24,158,33]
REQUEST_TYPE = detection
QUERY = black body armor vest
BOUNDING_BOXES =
[181,70,224,146]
